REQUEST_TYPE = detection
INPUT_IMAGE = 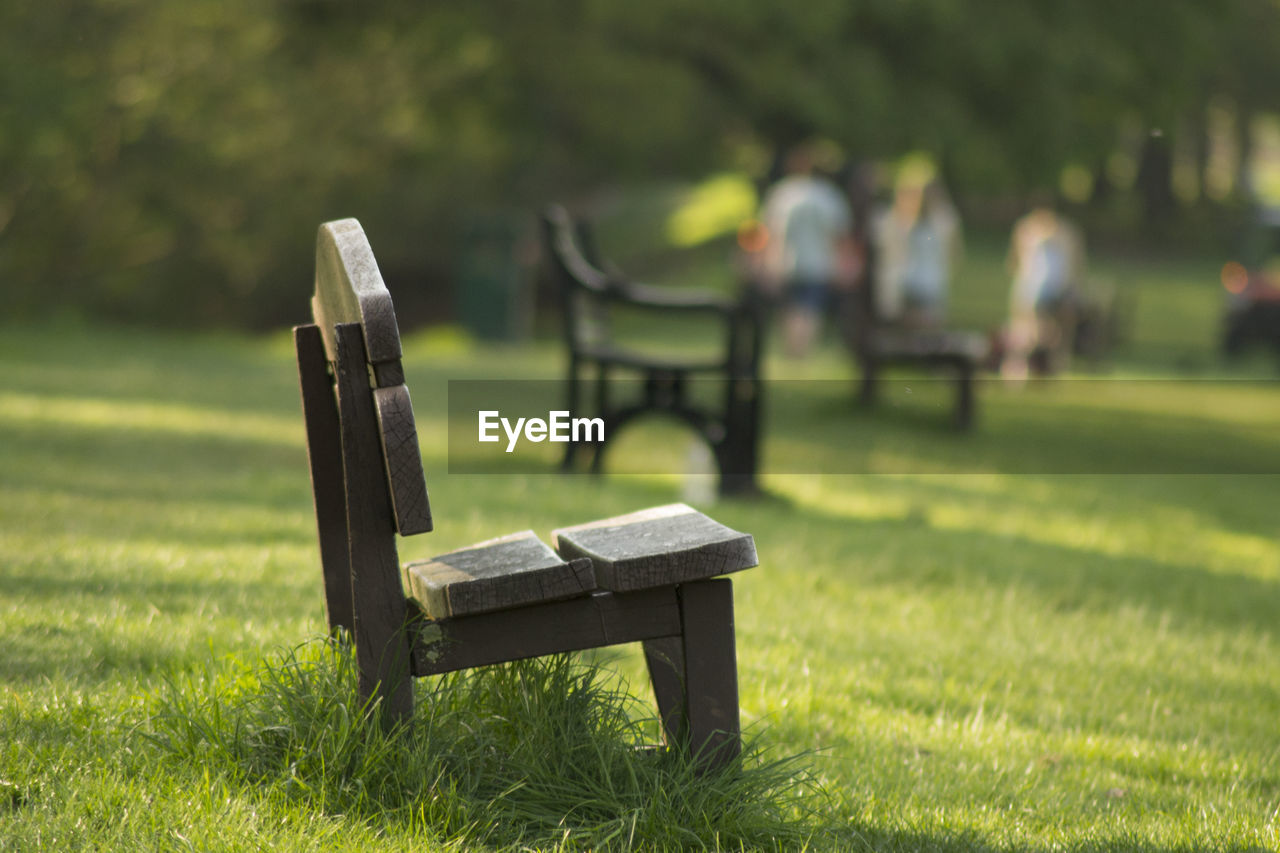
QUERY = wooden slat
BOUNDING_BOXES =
[411,587,681,675]
[372,384,432,536]
[312,219,403,370]
[404,531,596,619]
[312,217,431,537]
[334,323,413,727]
[552,503,757,592]
[679,579,740,770]
[373,360,406,388]
[294,324,354,634]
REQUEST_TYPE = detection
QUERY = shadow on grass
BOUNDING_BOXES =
[0,421,315,546]
[0,324,301,416]
[798,503,1279,636]
[771,379,1280,477]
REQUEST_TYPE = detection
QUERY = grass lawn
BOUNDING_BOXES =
[1,241,1278,850]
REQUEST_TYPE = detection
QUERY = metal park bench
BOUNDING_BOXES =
[293,218,758,769]
[540,205,765,497]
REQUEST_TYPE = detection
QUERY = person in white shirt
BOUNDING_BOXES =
[758,144,858,357]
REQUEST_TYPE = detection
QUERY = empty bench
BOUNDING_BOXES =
[540,205,765,497]
[846,279,985,430]
[856,326,985,430]
[295,218,757,769]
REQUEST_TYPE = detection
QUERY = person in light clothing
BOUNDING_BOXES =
[758,145,858,357]
[1003,206,1086,377]
[872,179,960,328]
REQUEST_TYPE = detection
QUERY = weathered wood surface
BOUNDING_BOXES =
[312,217,432,538]
[313,218,403,370]
[410,587,681,676]
[642,636,687,747]
[552,503,758,592]
[678,579,740,769]
[373,384,432,535]
[404,530,596,619]
[295,323,355,634]
[296,216,752,766]
[334,323,413,727]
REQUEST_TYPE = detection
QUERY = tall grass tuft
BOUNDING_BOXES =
[146,639,825,851]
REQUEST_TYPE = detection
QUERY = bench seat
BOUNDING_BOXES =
[405,505,756,620]
[869,328,987,362]
[554,503,757,593]
[404,530,596,620]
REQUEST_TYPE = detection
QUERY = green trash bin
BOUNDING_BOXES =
[456,214,528,341]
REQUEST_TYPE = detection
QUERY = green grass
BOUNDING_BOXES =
[145,643,818,851]
[2,243,1279,851]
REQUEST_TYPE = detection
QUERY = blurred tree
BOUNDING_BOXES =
[2,0,1277,326]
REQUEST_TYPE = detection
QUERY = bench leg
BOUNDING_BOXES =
[716,378,761,498]
[333,323,414,730]
[858,355,879,407]
[642,636,687,747]
[955,364,975,431]
[295,325,355,636]
[677,579,740,771]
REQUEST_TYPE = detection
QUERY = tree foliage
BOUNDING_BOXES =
[3,0,1277,325]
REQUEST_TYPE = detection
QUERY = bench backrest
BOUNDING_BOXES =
[540,206,619,351]
[312,218,433,537]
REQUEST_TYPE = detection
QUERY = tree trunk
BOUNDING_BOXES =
[1236,102,1255,202]
[1136,133,1175,236]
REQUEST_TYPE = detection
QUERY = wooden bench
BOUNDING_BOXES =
[294,218,758,770]
[846,281,986,430]
[540,205,765,497]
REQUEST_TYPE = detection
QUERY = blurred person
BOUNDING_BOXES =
[872,178,961,328]
[1003,206,1086,378]
[757,143,858,357]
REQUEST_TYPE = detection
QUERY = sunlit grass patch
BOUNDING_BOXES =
[2,302,1279,850]
[0,390,300,446]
